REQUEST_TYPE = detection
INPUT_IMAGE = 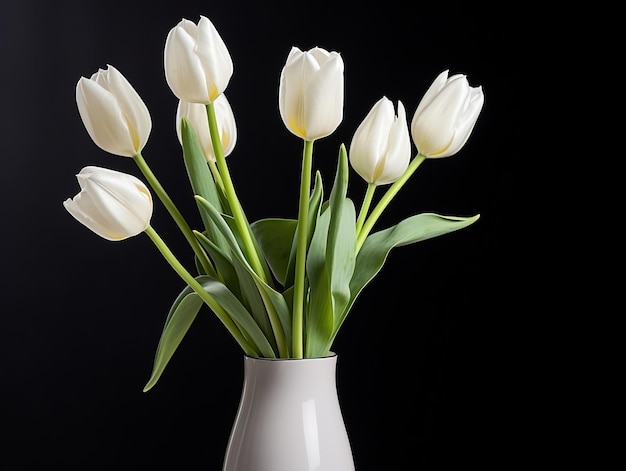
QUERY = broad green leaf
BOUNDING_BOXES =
[251,218,297,286]
[143,272,279,392]
[180,119,224,230]
[305,208,333,357]
[143,284,205,392]
[325,145,356,324]
[337,213,480,334]
[305,146,357,356]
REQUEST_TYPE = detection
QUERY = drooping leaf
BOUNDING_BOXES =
[338,213,481,333]
[142,284,204,392]
[142,271,280,392]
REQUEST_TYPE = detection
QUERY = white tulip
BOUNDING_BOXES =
[410,70,484,158]
[76,65,152,157]
[349,97,411,185]
[279,46,344,141]
[64,166,153,241]
[176,94,237,161]
[164,16,233,104]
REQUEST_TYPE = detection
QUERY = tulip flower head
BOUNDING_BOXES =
[176,94,237,161]
[349,97,411,186]
[64,166,153,241]
[164,15,234,104]
[279,46,344,141]
[411,70,484,158]
[76,65,152,157]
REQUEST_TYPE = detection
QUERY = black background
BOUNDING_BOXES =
[1,0,532,469]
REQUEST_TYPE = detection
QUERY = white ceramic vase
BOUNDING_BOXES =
[222,353,355,471]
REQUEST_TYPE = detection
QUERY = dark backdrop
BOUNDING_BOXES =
[1,1,530,469]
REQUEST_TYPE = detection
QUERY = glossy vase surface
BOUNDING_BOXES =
[223,353,355,471]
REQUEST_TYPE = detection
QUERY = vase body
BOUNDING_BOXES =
[223,353,355,471]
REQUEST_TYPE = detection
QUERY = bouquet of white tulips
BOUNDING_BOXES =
[64,16,484,391]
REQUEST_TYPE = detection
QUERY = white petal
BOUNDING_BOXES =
[196,16,233,101]
[376,101,411,185]
[76,78,136,156]
[103,65,151,153]
[302,53,344,140]
[164,26,210,103]
[412,69,449,118]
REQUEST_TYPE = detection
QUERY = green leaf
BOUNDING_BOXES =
[222,207,276,290]
[325,145,356,325]
[196,275,276,359]
[181,119,223,222]
[231,252,278,352]
[143,273,280,392]
[305,208,333,356]
[195,196,291,356]
[195,212,273,341]
[143,284,203,392]
[341,213,480,330]
[194,231,241,299]
[305,145,356,356]
[251,218,297,286]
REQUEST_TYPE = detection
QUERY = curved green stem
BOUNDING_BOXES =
[292,139,314,358]
[133,152,215,277]
[355,182,376,235]
[144,225,257,356]
[356,154,427,253]
[205,103,268,284]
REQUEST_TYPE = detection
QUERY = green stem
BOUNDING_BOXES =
[133,152,215,277]
[144,225,258,356]
[205,103,267,283]
[355,182,376,235]
[356,154,426,253]
[292,139,314,359]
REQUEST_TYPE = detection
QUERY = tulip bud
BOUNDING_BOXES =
[63,166,153,241]
[410,70,484,158]
[279,46,344,141]
[76,65,152,157]
[175,94,237,161]
[349,97,411,185]
[164,16,233,104]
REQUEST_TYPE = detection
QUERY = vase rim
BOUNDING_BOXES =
[244,351,337,362]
